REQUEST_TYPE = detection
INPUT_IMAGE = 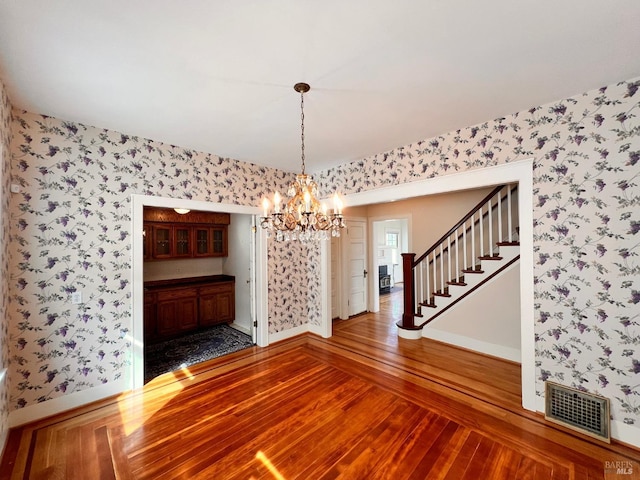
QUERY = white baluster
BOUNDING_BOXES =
[463,220,467,271]
[488,196,493,255]
[479,204,484,257]
[432,250,437,297]
[425,256,430,304]
[419,260,424,307]
[447,236,452,284]
[440,244,444,293]
[455,227,459,281]
[508,185,513,243]
[471,213,475,270]
[413,267,419,313]
[498,187,503,243]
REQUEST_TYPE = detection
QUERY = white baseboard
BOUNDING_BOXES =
[8,379,129,428]
[422,326,521,363]
[268,324,308,344]
[308,322,330,338]
[611,420,640,448]
[229,322,252,336]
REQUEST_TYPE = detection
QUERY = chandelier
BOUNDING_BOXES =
[260,82,345,242]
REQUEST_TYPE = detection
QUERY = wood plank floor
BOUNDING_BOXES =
[2,287,639,479]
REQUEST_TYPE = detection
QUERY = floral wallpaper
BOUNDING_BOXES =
[267,241,321,333]
[317,78,640,430]
[306,241,322,327]
[0,77,12,445]
[7,111,302,410]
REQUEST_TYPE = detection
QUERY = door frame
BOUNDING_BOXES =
[370,217,411,313]
[321,159,535,412]
[130,194,269,390]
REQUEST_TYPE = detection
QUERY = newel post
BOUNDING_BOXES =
[400,253,416,329]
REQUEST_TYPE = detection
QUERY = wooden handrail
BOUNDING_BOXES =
[413,184,506,266]
[426,184,518,264]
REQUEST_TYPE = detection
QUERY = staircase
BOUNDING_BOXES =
[399,184,520,339]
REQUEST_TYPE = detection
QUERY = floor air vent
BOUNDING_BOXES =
[545,381,610,443]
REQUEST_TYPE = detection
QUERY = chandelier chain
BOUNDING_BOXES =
[300,89,305,174]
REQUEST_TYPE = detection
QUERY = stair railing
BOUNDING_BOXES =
[400,184,518,330]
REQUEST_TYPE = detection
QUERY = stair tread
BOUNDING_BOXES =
[461,268,484,274]
[433,292,451,298]
[496,241,520,246]
[478,255,503,260]
[446,281,467,286]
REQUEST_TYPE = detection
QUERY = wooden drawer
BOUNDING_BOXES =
[157,286,198,301]
[198,282,234,296]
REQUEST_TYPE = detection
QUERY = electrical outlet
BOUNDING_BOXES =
[71,292,82,304]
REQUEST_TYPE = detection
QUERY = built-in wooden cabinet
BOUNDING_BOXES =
[199,282,235,327]
[144,275,235,343]
[144,290,156,334]
[156,287,199,337]
[143,207,230,260]
[192,226,228,257]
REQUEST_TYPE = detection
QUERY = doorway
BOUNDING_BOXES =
[130,194,269,390]
[322,159,535,412]
[371,218,409,314]
[331,217,369,320]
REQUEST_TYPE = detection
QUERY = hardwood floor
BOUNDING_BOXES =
[2,287,639,479]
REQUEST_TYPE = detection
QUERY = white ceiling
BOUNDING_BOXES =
[1,1,639,173]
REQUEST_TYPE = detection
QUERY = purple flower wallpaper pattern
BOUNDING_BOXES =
[317,78,640,428]
[0,72,12,446]
[6,110,304,410]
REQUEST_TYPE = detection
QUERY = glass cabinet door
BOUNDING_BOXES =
[194,227,211,256]
[174,226,191,257]
[143,225,151,260]
[212,228,224,254]
[153,225,172,258]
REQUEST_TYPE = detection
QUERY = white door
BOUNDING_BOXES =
[347,219,368,316]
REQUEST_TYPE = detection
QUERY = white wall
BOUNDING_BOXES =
[424,262,521,362]
[144,256,224,281]
[365,187,494,255]
[225,214,253,335]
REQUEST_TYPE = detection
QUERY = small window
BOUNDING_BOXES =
[386,232,399,247]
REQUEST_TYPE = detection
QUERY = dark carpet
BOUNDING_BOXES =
[144,324,254,382]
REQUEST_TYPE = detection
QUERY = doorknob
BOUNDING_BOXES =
[363,269,368,278]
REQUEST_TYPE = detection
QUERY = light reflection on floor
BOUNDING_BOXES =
[255,450,285,480]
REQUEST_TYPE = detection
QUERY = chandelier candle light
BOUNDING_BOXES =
[260,83,345,242]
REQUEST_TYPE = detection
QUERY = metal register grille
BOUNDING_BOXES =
[545,381,610,443]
